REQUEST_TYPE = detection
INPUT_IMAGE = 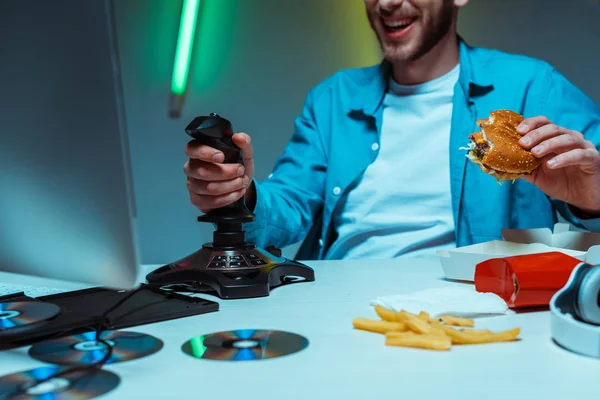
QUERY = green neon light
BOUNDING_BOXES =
[190,336,207,358]
[171,0,201,95]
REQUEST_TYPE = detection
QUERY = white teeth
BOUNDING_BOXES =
[384,19,413,28]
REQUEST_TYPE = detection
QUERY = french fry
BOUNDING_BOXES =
[440,315,475,327]
[353,309,520,351]
[385,332,451,351]
[429,318,446,330]
[398,310,446,336]
[418,311,431,322]
[431,319,491,336]
[352,317,407,334]
[459,329,493,336]
[385,331,417,338]
[374,305,399,322]
[440,325,521,345]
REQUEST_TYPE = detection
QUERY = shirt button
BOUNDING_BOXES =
[371,143,379,151]
[318,239,324,247]
[333,186,341,195]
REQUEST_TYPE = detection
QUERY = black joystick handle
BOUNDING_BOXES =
[185,113,242,166]
[186,113,254,242]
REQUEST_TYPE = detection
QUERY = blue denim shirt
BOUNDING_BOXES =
[246,39,600,260]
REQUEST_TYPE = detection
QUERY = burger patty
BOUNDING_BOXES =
[468,133,490,158]
[475,141,489,157]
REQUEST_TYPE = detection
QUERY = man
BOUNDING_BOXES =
[183,0,600,260]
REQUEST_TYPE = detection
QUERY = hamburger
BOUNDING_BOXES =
[463,109,542,184]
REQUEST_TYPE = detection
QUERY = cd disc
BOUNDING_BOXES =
[0,302,60,331]
[0,365,119,399]
[29,330,163,366]
[182,329,309,361]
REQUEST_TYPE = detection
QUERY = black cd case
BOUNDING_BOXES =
[0,284,218,349]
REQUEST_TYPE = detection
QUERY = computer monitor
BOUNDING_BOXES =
[0,0,140,289]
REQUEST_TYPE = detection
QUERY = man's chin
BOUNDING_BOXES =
[376,25,421,59]
[382,45,418,63]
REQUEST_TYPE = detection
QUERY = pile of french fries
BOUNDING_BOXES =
[352,305,520,351]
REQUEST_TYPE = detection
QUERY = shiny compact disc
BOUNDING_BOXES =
[0,365,119,399]
[0,301,60,331]
[29,330,163,366]
[182,329,309,361]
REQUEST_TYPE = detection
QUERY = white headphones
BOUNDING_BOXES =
[550,262,600,358]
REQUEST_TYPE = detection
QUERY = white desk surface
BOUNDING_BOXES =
[1,258,599,399]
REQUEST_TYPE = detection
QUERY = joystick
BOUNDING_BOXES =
[146,113,315,299]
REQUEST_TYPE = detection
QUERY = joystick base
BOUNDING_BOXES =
[145,244,315,299]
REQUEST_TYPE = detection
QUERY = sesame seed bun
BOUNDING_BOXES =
[465,110,542,183]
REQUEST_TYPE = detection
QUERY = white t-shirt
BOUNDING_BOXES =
[325,63,460,259]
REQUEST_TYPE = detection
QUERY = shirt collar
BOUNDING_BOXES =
[347,37,494,116]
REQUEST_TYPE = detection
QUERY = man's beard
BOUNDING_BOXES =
[376,2,454,62]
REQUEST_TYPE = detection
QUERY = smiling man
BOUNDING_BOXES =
[184,0,600,260]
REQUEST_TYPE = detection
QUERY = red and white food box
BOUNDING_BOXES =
[437,223,600,282]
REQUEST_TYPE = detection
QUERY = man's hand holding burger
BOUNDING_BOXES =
[184,132,256,213]
[464,109,600,217]
[517,116,600,216]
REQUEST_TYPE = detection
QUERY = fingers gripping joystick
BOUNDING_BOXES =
[145,113,315,299]
[185,113,254,227]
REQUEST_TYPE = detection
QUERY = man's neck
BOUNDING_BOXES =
[391,33,460,85]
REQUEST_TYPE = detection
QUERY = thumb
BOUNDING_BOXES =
[232,132,255,179]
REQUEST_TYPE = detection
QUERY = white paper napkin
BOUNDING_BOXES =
[370,286,509,318]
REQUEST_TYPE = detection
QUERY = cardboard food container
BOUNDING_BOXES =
[474,252,583,308]
[437,223,600,282]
